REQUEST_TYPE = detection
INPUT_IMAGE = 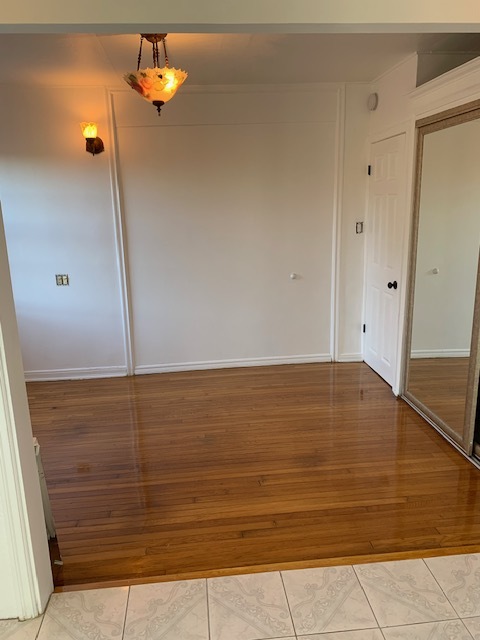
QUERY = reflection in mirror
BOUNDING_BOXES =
[408,117,480,443]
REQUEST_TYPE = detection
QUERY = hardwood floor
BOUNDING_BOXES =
[26,363,480,588]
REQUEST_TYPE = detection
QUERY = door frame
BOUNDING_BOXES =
[0,204,53,619]
[402,101,480,454]
[397,58,480,404]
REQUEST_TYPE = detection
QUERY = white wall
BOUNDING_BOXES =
[337,83,371,360]
[115,86,341,371]
[0,86,126,380]
[369,55,418,138]
[0,82,369,378]
[411,119,480,355]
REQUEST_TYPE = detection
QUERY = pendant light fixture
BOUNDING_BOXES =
[124,34,188,116]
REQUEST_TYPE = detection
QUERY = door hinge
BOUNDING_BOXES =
[367,165,372,176]
[363,324,366,333]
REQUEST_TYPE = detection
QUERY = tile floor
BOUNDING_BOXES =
[1,553,480,639]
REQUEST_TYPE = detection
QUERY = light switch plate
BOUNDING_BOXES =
[55,274,69,286]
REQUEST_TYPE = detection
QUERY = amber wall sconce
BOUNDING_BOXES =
[80,122,104,156]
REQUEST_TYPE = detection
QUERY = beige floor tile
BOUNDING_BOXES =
[382,619,472,639]
[281,565,377,635]
[297,630,384,639]
[208,571,294,640]
[124,579,208,640]
[425,554,480,618]
[38,587,128,640]
[354,559,457,627]
[0,617,43,640]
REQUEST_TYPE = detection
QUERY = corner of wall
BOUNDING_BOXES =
[335,83,371,361]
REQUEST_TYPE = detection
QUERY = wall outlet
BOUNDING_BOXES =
[55,274,69,286]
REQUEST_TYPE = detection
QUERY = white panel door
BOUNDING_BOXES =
[364,134,406,387]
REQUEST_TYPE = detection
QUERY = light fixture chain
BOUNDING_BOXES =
[136,35,144,71]
[153,40,160,67]
[162,37,170,68]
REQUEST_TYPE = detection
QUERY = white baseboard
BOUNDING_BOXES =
[410,349,470,359]
[336,353,363,362]
[24,354,337,381]
[135,353,332,375]
[24,366,128,382]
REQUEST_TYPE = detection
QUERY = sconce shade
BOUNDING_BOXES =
[80,122,98,139]
[80,122,104,155]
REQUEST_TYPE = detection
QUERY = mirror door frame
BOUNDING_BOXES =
[402,98,480,455]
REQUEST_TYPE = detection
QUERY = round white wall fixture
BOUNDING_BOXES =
[367,92,379,111]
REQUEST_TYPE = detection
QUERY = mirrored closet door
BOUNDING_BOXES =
[403,101,480,456]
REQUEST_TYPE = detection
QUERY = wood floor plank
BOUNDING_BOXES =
[27,362,480,587]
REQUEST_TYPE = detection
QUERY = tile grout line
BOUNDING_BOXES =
[35,615,46,640]
[352,562,382,631]
[205,577,212,640]
[379,627,388,640]
[380,620,475,640]
[461,619,477,640]
[421,556,463,620]
[401,555,477,639]
[463,619,478,639]
[120,585,131,640]
[279,569,297,637]
[35,594,51,640]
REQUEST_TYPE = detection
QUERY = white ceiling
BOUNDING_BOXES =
[0,33,479,87]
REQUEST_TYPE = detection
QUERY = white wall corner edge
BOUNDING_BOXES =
[24,366,128,382]
[135,354,332,375]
